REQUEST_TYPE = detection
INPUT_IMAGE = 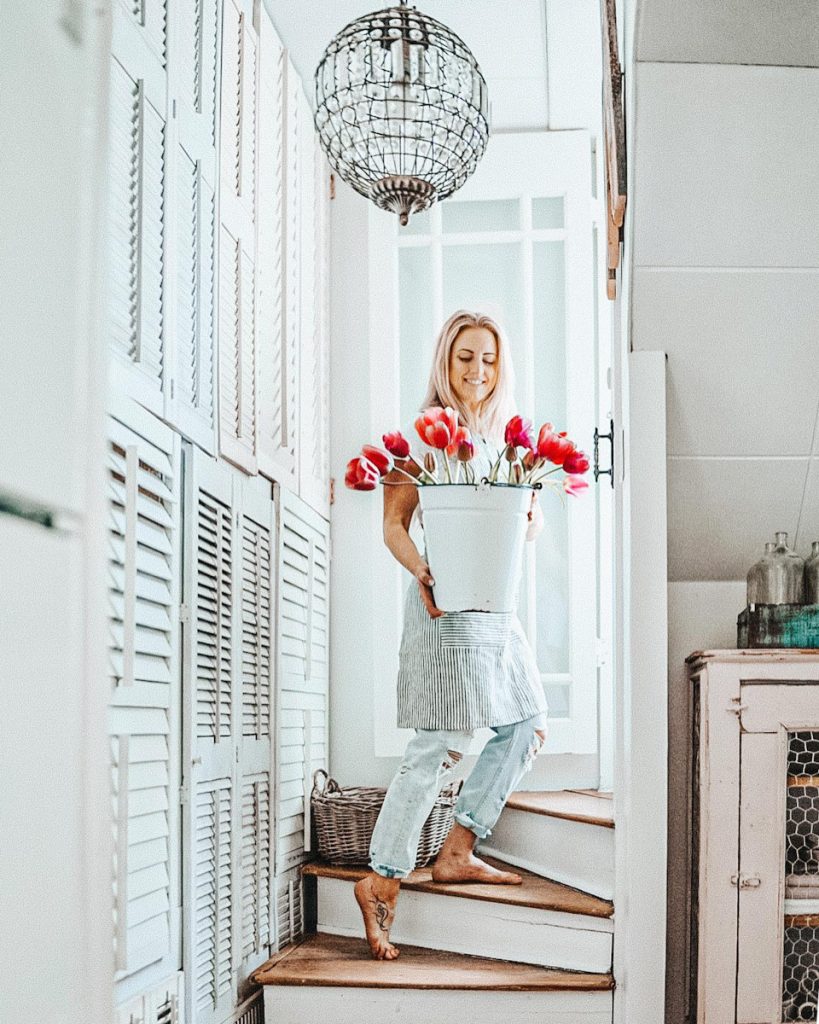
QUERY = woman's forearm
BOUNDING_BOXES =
[383,521,426,575]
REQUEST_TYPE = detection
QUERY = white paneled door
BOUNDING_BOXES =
[181,444,276,1024]
[375,131,606,771]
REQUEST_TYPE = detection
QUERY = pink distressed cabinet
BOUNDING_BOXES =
[685,650,819,1024]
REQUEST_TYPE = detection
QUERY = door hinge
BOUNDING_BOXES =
[179,602,190,625]
[596,636,610,668]
[179,780,189,806]
[329,477,335,505]
[329,172,336,200]
[730,872,761,889]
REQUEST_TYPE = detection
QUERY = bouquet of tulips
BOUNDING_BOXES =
[345,406,590,507]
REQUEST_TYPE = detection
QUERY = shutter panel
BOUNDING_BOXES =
[218,0,259,473]
[236,474,275,983]
[274,488,330,948]
[281,55,301,481]
[183,448,275,1019]
[182,449,237,1024]
[165,0,219,451]
[108,397,181,991]
[297,97,331,517]
[256,9,296,487]
[108,6,169,415]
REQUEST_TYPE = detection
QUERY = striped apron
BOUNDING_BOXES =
[395,426,550,731]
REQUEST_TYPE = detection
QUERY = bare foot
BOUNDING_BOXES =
[431,852,523,885]
[354,874,401,959]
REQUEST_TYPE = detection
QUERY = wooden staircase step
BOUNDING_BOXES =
[302,854,613,919]
[505,789,615,828]
[251,932,614,991]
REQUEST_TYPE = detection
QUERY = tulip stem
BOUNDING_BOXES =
[444,454,452,483]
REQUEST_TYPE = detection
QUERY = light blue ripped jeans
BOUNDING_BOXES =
[369,711,549,878]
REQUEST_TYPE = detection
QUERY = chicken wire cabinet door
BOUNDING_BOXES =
[217,0,259,474]
[164,0,220,452]
[274,487,329,948]
[255,6,297,489]
[181,445,275,1023]
[107,397,182,997]
[107,2,170,417]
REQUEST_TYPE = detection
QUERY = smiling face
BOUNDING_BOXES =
[448,325,499,413]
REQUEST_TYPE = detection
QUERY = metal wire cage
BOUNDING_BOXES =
[314,0,490,225]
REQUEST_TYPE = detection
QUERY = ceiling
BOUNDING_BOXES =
[265,0,603,134]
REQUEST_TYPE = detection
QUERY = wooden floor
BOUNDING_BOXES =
[504,789,615,828]
[252,932,615,991]
[302,853,613,919]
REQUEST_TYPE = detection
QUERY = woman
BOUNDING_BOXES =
[354,309,550,960]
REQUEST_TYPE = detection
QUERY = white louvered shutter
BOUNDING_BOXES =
[165,0,220,451]
[107,396,181,991]
[297,97,331,517]
[182,447,276,1020]
[181,449,237,1024]
[236,473,275,985]
[107,2,170,415]
[256,8,297,488]
[280,55,301,485]
[274,487,330,948]
[218,0,259,473]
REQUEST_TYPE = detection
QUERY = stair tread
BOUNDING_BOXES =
[252,932,615,991]
[302,854,613,918]
[505,789,615,828]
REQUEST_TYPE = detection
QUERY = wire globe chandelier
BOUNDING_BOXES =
[314,0,490,225]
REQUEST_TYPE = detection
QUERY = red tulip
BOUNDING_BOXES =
[382,431,410,459]
[415,406,459,449]
[344,456,379,491]
[445,425,472,457]
[360,444,393,476]
[563,450,590,474]
[563,474,589,496]
[456,438,475,462]
[537,423,577,465]
[504,414,535,449]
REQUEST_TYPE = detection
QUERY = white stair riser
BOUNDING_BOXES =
[264,986,613,1024]
[477,810,615,900]
[315,876,613,973]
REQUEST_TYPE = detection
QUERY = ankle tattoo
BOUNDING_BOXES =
[374,898,390,933]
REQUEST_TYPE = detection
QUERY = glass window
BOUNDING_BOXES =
[441,199,519,233]
[532,196,564,229]
[399,207,433,236]
[398,247,435,427]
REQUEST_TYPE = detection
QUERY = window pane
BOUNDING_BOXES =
[442,199,519,233]
[533,240,567,428]
[532,196,564,229]
[441,242,525,406]
[399,247,435,427]
[543,684,570,718]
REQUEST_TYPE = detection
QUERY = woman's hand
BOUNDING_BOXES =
[525,490,544,542]
[412,561,445,619]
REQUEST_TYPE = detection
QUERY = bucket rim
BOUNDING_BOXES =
[418,479,541,490]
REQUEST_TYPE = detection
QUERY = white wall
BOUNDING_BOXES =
[629,3,819,1018]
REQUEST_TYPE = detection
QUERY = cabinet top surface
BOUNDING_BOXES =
[686,648,819,665]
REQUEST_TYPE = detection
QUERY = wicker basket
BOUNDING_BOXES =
[310,768,462,868]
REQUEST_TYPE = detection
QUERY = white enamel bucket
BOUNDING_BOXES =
[417,482,535,613]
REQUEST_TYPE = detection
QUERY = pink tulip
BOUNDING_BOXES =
[563,450,590,474]
[382,431,410,459]
[344,457,379,491]
[537,423,577,466]
[563,474,589,496]
[360,444,393,476]
[456,438,475,462]
[415,406,459,450]
[504,414,535,449]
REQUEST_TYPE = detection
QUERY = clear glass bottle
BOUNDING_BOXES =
[764,531,805,604]
[804,541,819,605]
[747,541,776,606]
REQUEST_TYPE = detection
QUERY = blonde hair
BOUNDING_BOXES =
[420,309,516,443]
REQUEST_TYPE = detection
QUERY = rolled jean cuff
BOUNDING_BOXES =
[369,859,411,879]
[453,809,492,839]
